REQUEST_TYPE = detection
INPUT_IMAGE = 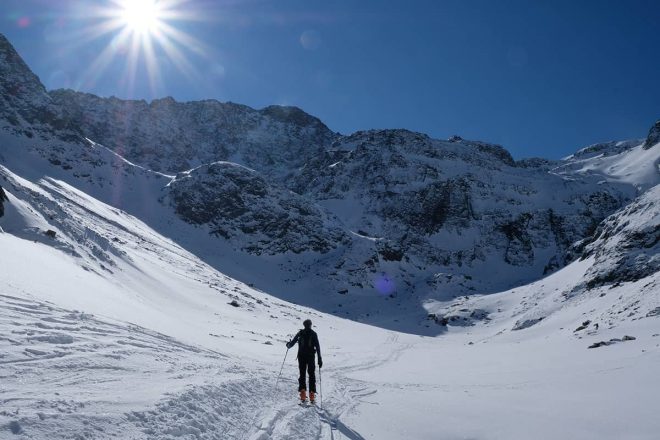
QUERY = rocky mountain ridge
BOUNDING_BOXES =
[50,89,338,181]
[1,32,658,331]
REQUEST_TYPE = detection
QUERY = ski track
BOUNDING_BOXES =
[0,293,392,439]
[246,332,410,440]
[0,293,252,439]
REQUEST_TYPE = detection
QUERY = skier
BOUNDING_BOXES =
[286,319,323,403]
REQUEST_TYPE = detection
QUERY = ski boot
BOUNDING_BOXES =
[299,390,307,403]
[309,392,316,404]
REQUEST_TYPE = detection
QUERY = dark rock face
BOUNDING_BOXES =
[588,336,636,349]
[290,128,634,295]
[0,34,81,142]
[167,162,349,255]
[0,185,6,218]
[499,213,534,266]
[50,90,338,179]
[644,120,660,149]
[383,179,474,234]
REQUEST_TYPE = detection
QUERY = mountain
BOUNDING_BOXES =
[164,161,349,254]
[50,89,338,180]
[1,33,659,440]
[0,34,80,143]
[3,147,656,439]
[1,32,659,332]
[425,184,660,331]
[290,130,649,300]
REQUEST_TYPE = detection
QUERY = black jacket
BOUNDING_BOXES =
[287,328,322,360]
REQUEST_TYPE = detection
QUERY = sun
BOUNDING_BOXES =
[120,0,163,34]
[76,0,209,97]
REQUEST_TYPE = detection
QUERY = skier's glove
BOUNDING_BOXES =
[286,341,293,349]
[318,358,323,368]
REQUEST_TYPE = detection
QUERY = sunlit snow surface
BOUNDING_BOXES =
[1,150,659,439]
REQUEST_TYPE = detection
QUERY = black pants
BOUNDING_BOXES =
[298,356,316,393]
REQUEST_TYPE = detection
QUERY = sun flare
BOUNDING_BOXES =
[77,0,207,96]
[120,0,162,34]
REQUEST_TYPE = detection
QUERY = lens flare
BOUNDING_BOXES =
[70,0,209,97]
[374,273,396,296]
[17,17,31,28]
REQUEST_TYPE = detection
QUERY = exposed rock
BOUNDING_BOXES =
[50,89,338,180]
[588,341,610,349]
[166,162,349,255]
[499,213,534,266]
[512,317,544,330]
[574,320,591,332]
[644,120,660,149]
[647,307,660,317]
[581,185,660,289]
[0,185,7,218]
[588,336,636,348]
[0,34,81,142]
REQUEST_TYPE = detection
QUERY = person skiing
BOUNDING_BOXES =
[286,319,322,403]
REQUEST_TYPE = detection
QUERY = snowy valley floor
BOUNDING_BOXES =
[1,221,659,439]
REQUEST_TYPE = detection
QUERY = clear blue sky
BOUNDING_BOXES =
[2,0,659,158]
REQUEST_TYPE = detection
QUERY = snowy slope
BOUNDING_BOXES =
[556,139,659,192]
[2,32,659,333]
[424,185,660,331]
[1,163,659,440]
[0,167,391,438]
[1,31,660,440]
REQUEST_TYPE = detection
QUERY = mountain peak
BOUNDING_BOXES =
[0,33,81,141]
[259,105,330,130]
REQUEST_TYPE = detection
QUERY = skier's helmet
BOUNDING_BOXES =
[303,319,312,328]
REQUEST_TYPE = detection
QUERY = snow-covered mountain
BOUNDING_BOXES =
[1,32,659,332]
[1,32,659,439]
[50,88,337,180]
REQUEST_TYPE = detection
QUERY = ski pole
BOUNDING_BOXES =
[319,365,323,409]
[275,347,289,389]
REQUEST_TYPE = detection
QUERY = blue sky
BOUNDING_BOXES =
[2,0,659,159]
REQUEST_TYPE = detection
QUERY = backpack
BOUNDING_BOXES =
[297,329,316,356]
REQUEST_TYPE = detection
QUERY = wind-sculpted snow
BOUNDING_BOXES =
[165,161,350,255]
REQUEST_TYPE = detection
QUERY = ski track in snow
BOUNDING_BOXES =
[0,293,379,439]
[0,293,248,439]
[246,332,411,440]
[247,373,370,440]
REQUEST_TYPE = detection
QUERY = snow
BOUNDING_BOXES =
[1,163,659,438]
[0,32,658,439]
[556,142,660,192]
